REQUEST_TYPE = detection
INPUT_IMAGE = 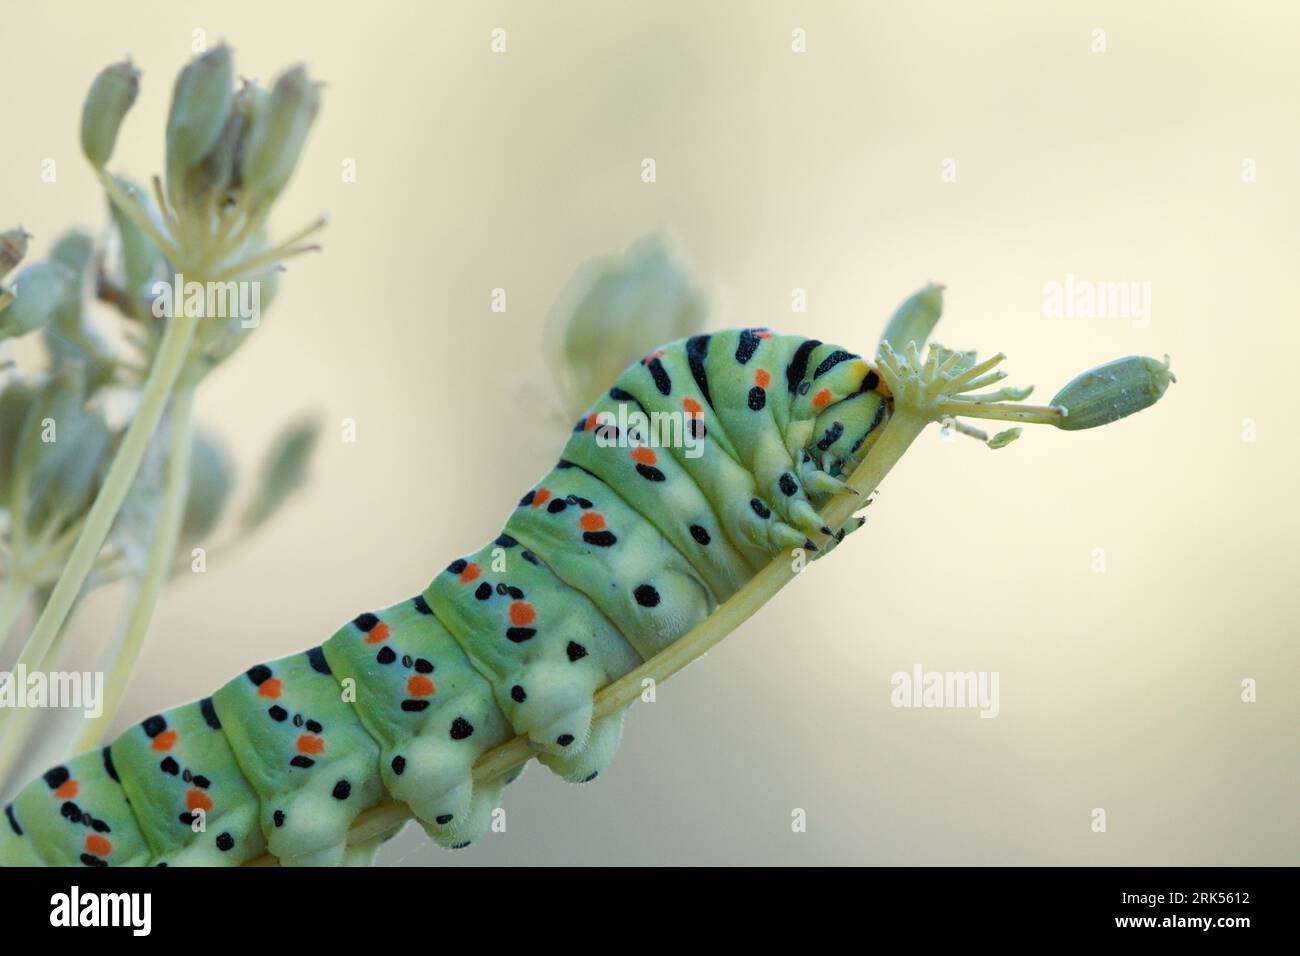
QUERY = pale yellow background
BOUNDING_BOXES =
[1,1,1295,865]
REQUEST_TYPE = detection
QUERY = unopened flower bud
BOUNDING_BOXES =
[166,44,235,171]
[881,282,944,353]
[548,235,706,415]
[0,227,30,281]
[1051,355,1175,430]
[80,59,140,168]
[239,65,320,205]
[0,262,74,341]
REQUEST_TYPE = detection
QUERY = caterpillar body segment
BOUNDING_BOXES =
[212,649,387,867]
[110,699,266,866]
[2,330,888,866]
[9,749,152,867]
[321,596,514,848]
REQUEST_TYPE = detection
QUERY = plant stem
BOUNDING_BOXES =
[244,407,931,864]
[0,314,199,789]
[74,386,196,752]
[0,576,32,648]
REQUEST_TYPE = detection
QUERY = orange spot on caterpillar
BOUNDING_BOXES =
[755,330,772,339]
[579,512,606,532]
[583,412,599,431]
[630,446,657,465]
[642,350,665,363]
[364,622,391,644]
[812,388,832,409]
[186,789,214,813]
[54,780,79,799]
[509,601,536,626]
[754,369,771,388]
[682,397,702,415]
[258,678,283,700]
[532,488,551,508]
[406,674,435,697]
[297,734,325,755]
[151,730,178,752]
[459,563,481,583]
[84,834,112,857]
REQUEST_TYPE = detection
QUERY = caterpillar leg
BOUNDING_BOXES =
[321,597,514,849]
[538,706,627,783]
[212,648,385,867]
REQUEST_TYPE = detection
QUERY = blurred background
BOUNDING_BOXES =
[1,0,1295,864]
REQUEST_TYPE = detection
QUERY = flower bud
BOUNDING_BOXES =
[0,262,75,341]
[166,45,235,172]
[0,227,30,281]
[239,65,320,205]
[182,430,234,543]
[108,176,165,304]
[1051,355,1175,430]
[80,59,140,168]
[26,405,112,536]
[49,230,95,277]
[881,282,944,353]
[0,380,35,503]
[548,235,707,415]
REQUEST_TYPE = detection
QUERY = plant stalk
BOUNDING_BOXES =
[0,313,199,789]
[75,386,197,752]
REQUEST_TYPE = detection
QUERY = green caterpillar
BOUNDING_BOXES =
[1,327,894,867]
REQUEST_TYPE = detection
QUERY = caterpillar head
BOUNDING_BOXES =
[791,350,894,477]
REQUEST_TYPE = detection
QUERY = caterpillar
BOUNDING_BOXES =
[0,318,1167,867]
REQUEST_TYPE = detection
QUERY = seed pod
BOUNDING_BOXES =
[239,65,320,205]
[0,227,30,281]
[547,235,706,415]
[0,262,75,341]
[182,430,235,543]
[49,230,95,278]
[1051,355,1175,431]
[80,59,141,168]
[166,45,235,172]
[0,380,36,503]
[240,415,320,534]
[881,282,944,354]
[25,406,113,536]
[108,176,165,307]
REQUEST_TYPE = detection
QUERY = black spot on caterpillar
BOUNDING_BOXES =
[0,330,897,867]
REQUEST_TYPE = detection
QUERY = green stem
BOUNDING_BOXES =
[0,576,32,648]
[75,387,196,751]
[0,314,198,789]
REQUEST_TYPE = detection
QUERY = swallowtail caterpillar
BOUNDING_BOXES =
[0,284,1173,866]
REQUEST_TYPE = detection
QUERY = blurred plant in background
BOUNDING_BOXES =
[0,45,325,790]
[545,234,708,419]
